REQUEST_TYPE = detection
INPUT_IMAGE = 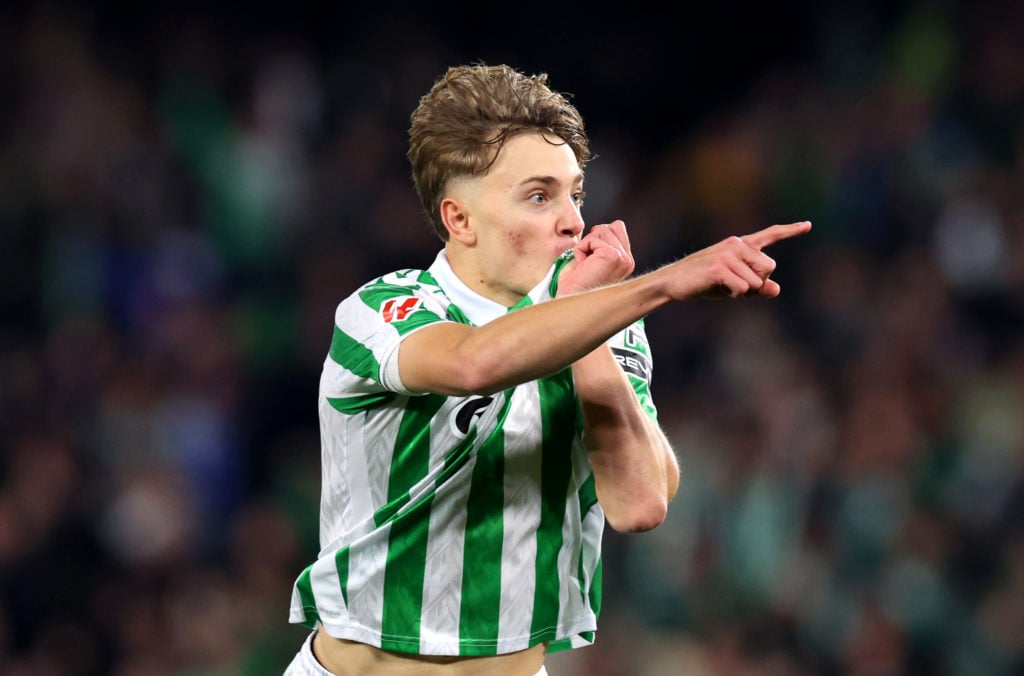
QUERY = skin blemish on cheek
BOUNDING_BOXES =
[505,230,527,256]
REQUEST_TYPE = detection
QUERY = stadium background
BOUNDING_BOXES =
[1,0,1023,673]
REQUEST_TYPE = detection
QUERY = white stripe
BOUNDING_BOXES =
[289,584,309,625]
[319,406,371,553]
[419,460,472,654]
[344,523,390,643]
[418,401,472,653]
[556,477,583,632]
[361,406,400,514]
[498,383,543,650]
[579,503,603,599]
[555,439,601,639]
[567,634,594,649]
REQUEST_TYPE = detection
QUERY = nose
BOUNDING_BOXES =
[559,197,585,239]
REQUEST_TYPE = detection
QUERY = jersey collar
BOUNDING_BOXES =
[428,250,559,326]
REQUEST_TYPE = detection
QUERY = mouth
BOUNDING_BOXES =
[555,242,575,257]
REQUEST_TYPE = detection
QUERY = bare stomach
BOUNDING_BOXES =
[312,630,548,676]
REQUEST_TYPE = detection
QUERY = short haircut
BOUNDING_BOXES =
[408,63,591,241]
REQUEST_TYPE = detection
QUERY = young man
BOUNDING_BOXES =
[285,63,810,675]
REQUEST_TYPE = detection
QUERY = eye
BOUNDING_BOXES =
[573,191,586,207]
[528,192,547,204]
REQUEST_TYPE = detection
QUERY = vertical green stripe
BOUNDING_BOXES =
[388,395,446,502]
[578,474,598,517]
[380,502,433,651]
[458,411,509,652]
[530,371,576,639]
[335,548,350,607]
[295,566,319,629]
[379,394,444,651]
[589,558,603,617]
[372,429,480,526]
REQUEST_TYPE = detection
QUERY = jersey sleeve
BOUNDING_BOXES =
[322,277,448,409]
[606,319,658,422]
[549,256,658,421]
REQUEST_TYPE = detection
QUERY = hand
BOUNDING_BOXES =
[558,220,636,297]
[668,221,812,300]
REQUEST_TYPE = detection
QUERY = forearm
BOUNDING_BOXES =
[401,270,674,396]
[573,346,679,532]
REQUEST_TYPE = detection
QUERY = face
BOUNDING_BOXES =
[443,132,585,306]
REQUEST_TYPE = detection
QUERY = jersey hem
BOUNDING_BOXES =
[303,615,598,657]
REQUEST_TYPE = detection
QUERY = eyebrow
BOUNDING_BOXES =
[518,174,584,188]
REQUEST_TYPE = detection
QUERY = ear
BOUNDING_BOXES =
[440,196,476,246]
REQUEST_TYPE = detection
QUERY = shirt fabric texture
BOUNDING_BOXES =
[289,249,657,657]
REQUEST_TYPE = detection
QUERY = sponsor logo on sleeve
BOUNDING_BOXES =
[625,326,647,349]
[611,347,651,382]
[381,297,422,323]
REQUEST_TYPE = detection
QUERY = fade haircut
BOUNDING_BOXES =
[407,63,591,241]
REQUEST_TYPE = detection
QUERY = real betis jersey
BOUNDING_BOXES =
[289,249,658,657]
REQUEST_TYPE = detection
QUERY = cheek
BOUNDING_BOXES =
[504,229,528,256]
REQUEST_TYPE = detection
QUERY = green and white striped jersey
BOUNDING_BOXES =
[289,249,658,657]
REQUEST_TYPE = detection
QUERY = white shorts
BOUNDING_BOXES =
[282,631,331,676]
[282,631,549,675]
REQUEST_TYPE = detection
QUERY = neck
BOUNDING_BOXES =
[444,245,525,307]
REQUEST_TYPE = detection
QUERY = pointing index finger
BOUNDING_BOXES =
[741,221,812,251]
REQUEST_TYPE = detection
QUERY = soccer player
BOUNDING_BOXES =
[285,63,810,675]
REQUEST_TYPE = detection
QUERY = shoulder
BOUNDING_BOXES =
[342,268,448,310]
[333,268,454,332]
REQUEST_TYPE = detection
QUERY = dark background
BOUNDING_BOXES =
[1,1,1023,674]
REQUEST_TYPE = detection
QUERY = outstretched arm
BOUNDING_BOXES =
[397,221,812,398]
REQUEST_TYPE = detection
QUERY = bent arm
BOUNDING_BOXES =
[572,345,679,532]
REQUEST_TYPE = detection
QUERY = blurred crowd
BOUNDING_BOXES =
[1,1,1023,674]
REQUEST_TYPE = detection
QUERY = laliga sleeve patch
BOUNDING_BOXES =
[380,297,422,323]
